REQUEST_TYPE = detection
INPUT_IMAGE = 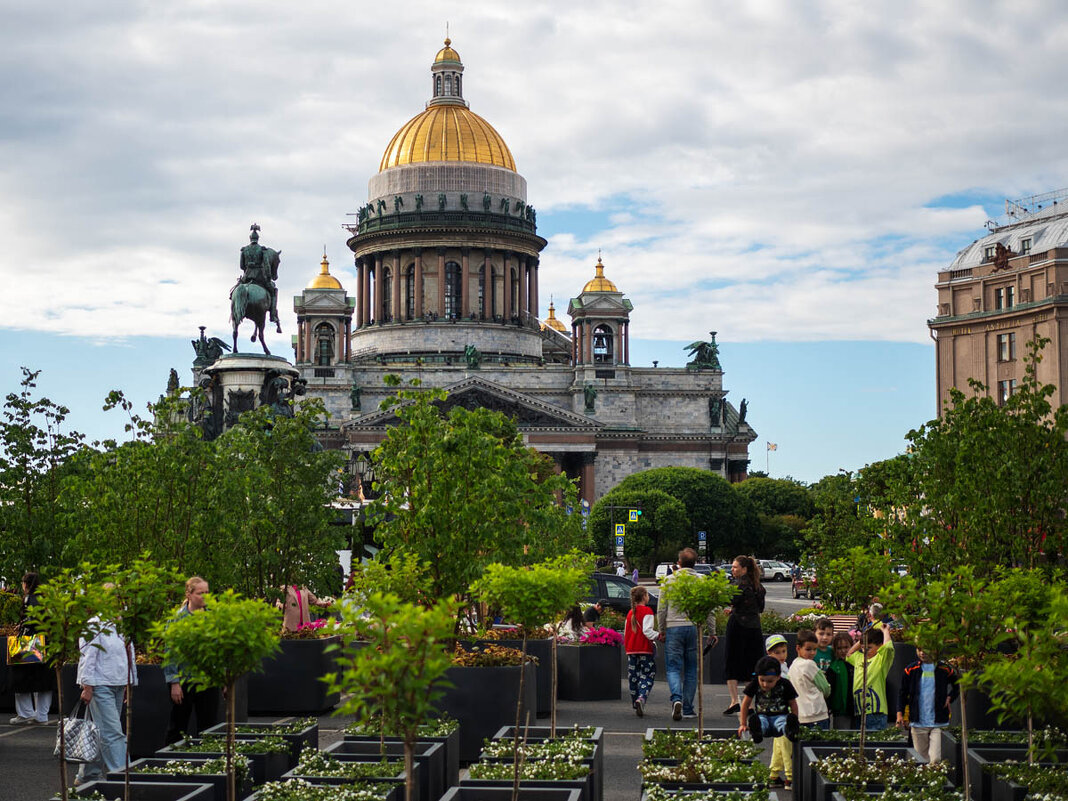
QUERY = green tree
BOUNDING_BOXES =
[589,489,689,570]
[368,380,585,628]
[473,552,592,740]
[156,591,280,801]
[26,567,113,800]
[325,592,457,801]
[660,569,735,735]
[736,477,814,560]
[0,368,85,584]
[612,467,759,560]
[881,566,1011,800]
[802,471,886,578]
[884,338,1068,574]
[818,547,895,612]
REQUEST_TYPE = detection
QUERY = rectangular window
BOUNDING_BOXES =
[1021,238,1032,255]
[995,288,1004,309]
[1006,285,1015,308]
[997,379,1016,406]
[994,286,1015,310]
[997,332,1016,362]
[984,245,998,261]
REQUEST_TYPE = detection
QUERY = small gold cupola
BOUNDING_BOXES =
[542,299,567,332]
[307,251,343,290]
[582,256,618,293]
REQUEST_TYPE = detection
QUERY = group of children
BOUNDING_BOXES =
[736,611,960,787]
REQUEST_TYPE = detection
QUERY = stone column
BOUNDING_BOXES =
[296,318,304,363]
[436,248,446,317]
[359,259,370,327]
[530,258,539,321]
[392,250,402,322]
[344,318,351,361]
[584,321,593,363]
[483,250,492,318]
[373,254,383,324]
[461,248,470,318]
[580,452,596,504]
[623,322,629,365]
[503,251,513,320]
[414,250,424,318]
[356,260,369,328]
[518,255,528,324]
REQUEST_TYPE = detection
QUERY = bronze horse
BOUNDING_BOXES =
[230,248,280,355]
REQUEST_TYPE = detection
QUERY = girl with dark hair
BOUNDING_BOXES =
[722,555,767,715]
[624,585,658,716]
[10,572,54,725]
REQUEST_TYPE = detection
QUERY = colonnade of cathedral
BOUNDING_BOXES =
[353,247,540,327]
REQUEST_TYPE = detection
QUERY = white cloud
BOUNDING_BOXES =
[3,1,1068,344]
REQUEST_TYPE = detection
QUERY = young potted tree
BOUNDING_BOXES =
[156,590,280,801]
[325,591,457,801]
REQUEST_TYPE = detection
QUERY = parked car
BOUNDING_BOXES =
[792,571,818,600]
[759,560,791,581]
[654,562,719,581]
[692,563,719,576]
[586,572,657,613]
[654,562,675,581]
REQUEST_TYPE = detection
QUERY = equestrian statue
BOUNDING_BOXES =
[231,224,282,354]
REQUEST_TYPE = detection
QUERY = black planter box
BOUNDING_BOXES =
[461,777,589,801]
[967,747,1068,801]
[440,788,582,801]
[801,744,922,801]
[71,780,213,800]
[939,730,1063,789]
[202,719,317,764]
[492,726,604,801]
[280,763,413,801]
[479,636,553,718]
[642,791,781,801]
[107,757,251,801]
[556,644,620,701]
[791,731,910,801]
[479,749,599,801]
[243,782,401,801]
[247,636,340,715]
[156,740,291,785]
[0,635,13,711]
[326,739,444,801]
[435,662,537,764]
[344,728,460,790]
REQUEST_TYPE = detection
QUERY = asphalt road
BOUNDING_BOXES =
[646,575,814,616]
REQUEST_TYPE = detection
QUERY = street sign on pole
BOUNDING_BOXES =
[615,535,625,546]
[698,530,707,556]
[629,509,638,522]
[615,523,626,537]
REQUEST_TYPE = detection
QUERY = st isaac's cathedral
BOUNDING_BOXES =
[290,39,755,502]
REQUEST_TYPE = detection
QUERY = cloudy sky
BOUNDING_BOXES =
[3,1,1067,482]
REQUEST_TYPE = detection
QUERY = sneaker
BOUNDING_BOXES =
[784,779,793,789]
[8,716,32,725]
[672,701,683,721]
[785,712,800,742]
[769,776,784,788]
[723,702,741,716]
[634,697,645,717]
[747,711,763,743]
[682,712,698,719]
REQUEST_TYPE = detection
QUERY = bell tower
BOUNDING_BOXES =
[567,256,632,366]
[293,252,355,368]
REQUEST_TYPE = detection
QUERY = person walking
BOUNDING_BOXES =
[658,547,717,720]
[75,597,136,784]
[9,572,54,725]
[723,555,766,715]
[624,585,658,716]
[163,576,220,743]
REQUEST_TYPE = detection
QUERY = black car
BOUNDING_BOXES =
[585,572,657,613]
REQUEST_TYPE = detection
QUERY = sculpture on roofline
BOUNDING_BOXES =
[685,331,722,370]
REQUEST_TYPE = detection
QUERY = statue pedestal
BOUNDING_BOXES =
[202,354,300,432]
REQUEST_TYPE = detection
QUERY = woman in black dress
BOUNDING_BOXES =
[10,572,54,724]
[722,555,766,715]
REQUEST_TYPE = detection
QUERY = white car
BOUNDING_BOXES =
[759,560,791,581]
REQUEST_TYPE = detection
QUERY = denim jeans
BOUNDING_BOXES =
[665,625,698,715]
[855,712,888,731]
[77,685,126,783]
[759,713,788,737]
[801,718,830,731]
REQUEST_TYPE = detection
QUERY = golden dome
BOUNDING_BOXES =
[379,104,516,172]
[582,257,618,293]
[541,300,567,332]
[435,37,461,63]
[307,253,343,290]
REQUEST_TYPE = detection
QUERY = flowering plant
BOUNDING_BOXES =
[176,735,291,755]
[812,749,948,790]
[285,618,341,640]
[643,731,762,761]
[254,779,395,800]
[468,757,590,780]
[293,749,403,779]
[232,717,315,735]
[639,756,770,784]
[133,756,251,785]
[985,760,1068,795]
[481,737,596,759]
[578,626,623,646]
[836,789,964,801]
[643,787,769,801]
[346,715,458,738]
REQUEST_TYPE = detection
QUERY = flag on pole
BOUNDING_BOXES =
[767,442,778,451]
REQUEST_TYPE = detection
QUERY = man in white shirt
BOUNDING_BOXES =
[75,614,136,784]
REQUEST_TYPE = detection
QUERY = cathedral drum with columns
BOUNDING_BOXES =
[292,39,755,502]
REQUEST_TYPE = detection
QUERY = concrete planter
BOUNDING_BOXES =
[461,777,590,801]
[156,740,291,785]
[107,757,251,801]
[801,745,921,801]
[247,635,340,715]
[202,719,317,764]
[244,782,400,801]
[556,644,620,701]
[479,636,553,718]
[344,728,460,790]
[439,789,581,801]
[967,747,1068,801]
[325,739,444,801]
[280,764,412,801]
[70,781,213,800]
[434,662,537,764]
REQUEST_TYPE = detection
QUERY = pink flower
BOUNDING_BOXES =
[579,626,623,646]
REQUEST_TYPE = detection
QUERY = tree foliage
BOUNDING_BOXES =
[368,380,586,625]
[0,368,85,584]
[589,489,689,570]
[818,546,895,612]
[611,467,759,560]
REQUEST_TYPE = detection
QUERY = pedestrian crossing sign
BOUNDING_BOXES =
[615,523,626,537]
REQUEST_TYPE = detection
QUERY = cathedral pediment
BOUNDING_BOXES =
[344,376,600,431]
[300,291,351,310]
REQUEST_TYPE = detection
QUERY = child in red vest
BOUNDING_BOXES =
[624,585,659,716]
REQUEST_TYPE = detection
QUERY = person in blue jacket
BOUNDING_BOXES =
[896,648,959,763]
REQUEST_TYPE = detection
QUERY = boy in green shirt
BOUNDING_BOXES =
[814,617,835,671]
[846,623,894,730]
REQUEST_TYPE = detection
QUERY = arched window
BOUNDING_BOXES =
[444,75,452,96]
[381,266,392,322]
[435,75,441,96]
[315,323,334,366]
[477,266,485,317]
[444,261,462,318]
[405,264,415,319]
[456,75,462,96]
[593,324,614,363]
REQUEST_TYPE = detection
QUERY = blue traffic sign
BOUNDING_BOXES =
[698,530,707,541]
[615,535,625,546]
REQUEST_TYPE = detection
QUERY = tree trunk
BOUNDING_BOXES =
[56,665,69,801]
[1027,706,1034,765]
[550,634,559,738]
[696,623,704,738]
[404,740,416,801]
[960,687,971,801]
[512,635,528,801]
[226,682,236,801]
[125,646,134,801]
[858,650,868,758]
